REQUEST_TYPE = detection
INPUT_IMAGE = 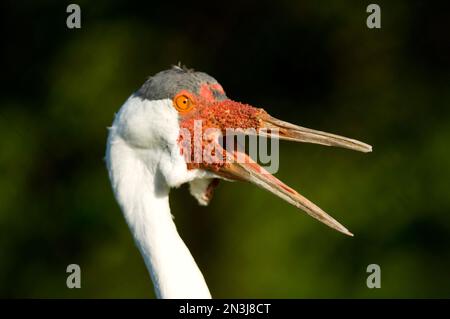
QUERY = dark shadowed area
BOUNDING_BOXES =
[1,0,449,298]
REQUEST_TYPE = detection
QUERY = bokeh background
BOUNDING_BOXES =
[1,0,449,298]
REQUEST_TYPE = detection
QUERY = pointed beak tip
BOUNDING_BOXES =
[353,142,372,153]
[336,225,354,237]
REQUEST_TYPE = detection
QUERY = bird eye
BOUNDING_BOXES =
[174,94,194,113]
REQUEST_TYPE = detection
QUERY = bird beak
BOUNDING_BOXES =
[215,147,357,236]
[258,114,372,153]
[184,99,372,236]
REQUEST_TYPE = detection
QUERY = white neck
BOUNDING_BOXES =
[106,135,211,299]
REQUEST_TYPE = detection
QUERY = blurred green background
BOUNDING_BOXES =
[1,0,449,298]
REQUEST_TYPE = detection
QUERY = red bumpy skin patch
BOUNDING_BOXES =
[199,83,225,102]
[178,98,267,171]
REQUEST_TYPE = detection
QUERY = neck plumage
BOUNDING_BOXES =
[106,135,211,299]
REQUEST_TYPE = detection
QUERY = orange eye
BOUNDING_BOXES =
[173,94,194,113]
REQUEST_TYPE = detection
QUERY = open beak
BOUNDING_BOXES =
[216,149,355,236]
[186,99,372,236]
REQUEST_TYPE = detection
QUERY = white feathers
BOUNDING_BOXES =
[106,95,214,298]
[113,96,179,150]
[189,178,214,206]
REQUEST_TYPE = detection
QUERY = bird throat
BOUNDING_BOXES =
[106,133,211,298]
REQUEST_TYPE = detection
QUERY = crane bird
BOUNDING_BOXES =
[106,66,372,299]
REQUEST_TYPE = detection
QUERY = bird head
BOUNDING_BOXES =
[112,66,372,236]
